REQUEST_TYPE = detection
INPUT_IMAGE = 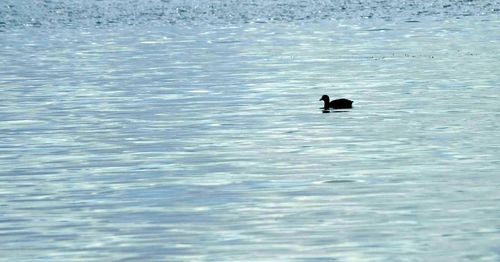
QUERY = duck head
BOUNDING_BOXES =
[319,95,330,109]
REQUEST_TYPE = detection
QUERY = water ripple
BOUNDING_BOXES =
[1,15,499,261]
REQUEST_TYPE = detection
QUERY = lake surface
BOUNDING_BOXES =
[1,1,500,261]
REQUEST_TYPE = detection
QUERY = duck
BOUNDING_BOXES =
[319,95,353,109]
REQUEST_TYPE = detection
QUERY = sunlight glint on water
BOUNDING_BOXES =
[1,1,500,261]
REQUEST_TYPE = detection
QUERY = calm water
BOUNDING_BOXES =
[1,1,500,261]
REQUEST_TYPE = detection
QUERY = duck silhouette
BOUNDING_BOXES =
[319,95,353,109]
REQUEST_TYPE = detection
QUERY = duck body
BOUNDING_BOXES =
[319,95,353,109]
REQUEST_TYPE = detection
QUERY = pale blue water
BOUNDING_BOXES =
[1,1,500,261]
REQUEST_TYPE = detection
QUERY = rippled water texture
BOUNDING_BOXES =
[1,1,500,261]
[1,0,500,27]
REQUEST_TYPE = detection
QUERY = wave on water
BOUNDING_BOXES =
[1,0,499,28]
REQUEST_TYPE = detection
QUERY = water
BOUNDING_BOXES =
[1,1,500,261]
